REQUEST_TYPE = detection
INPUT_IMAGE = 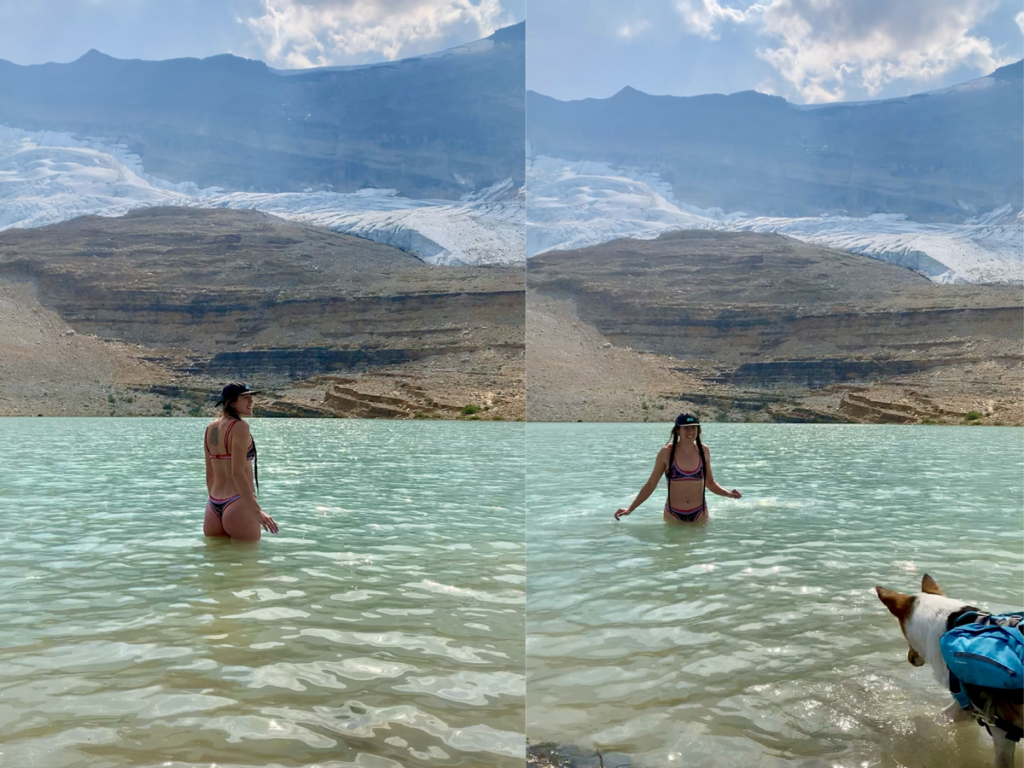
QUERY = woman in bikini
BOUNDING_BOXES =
[614,413,741,523]
[204,382,278,541]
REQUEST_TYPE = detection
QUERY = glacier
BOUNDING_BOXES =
[0,126,524,266]
[526,155,1023,284]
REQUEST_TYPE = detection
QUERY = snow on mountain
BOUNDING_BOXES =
[205,184,524,266]
[0,125,194,228]
[526,155,1022,284]
[0,126,524,266]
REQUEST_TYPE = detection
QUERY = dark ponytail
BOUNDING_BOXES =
[252,442,259,495]
[695,428,706,513]
[667,426,679,480]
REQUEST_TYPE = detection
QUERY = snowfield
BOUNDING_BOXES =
[527,155,1023,284]
[0,126,524,266]
[2,127,1018,281]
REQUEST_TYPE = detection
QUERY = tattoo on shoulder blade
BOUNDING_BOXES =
[210,427,219,448]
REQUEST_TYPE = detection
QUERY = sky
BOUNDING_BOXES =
[0,0,525,69]
[528,0,1024,104]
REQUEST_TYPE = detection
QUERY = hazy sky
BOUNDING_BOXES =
[528,0,1024,104]
[0,0,525,68]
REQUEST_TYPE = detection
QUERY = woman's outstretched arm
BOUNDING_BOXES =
[615,447,669,520]
[703,447,741,498]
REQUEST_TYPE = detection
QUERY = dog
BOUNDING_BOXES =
[876,574,1023,768]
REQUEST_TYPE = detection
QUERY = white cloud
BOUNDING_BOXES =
[674,0,762,40]
[243,0,514,68]
[618,19,650,39]
[1016,10,1024,33]
[675,0,1013,102]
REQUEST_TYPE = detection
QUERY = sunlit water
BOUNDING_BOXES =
[526,424,1024,768]
[0,418,525,768]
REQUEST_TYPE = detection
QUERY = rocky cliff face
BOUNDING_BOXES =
[527,231,1021,423]
[0,207,524,416]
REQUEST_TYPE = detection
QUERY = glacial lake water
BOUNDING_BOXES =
[526,423,1024,768]
[0,418,525,768]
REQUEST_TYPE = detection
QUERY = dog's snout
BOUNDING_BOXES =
[907,647,925,667]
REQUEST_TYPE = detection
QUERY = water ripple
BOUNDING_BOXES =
[527,423,1023,768]
[0,418,525,768]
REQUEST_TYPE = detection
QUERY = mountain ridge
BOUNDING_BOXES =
[0,24,525,199]
[527,60,1022,222]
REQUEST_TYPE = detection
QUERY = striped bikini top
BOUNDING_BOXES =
[205,419,256,461]
[667,450,704,482]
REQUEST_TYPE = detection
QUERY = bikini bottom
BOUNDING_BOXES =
[664,502,706,522]
[209,494,242,519]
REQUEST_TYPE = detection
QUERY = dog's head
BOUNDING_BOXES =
[875,574,963,672]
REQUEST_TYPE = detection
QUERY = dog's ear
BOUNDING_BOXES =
[921,574,944,596]
[875,586,915,619]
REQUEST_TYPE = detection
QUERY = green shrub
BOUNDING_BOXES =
[461,405,480,415]
[965,411,982,421]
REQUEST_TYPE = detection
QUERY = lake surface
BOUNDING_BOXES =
[0,418,525,768]
[526,424,1024,768]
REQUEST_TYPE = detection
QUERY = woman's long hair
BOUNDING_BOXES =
[222,400,259,494]
[667,421,705,512]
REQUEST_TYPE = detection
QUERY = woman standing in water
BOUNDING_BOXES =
[204,382,278,541]
[615,413,741,523]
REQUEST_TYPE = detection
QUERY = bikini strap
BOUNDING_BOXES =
[222,419,238,456]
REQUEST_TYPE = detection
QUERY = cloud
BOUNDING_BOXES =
[675,0,1012,102]
[242,0,514,68]
[618,19,650,39]
[675,0,761,40]
[1017,10,1024,33]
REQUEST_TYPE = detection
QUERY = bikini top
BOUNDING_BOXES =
[205,419,256,461]
[667,450,704,482]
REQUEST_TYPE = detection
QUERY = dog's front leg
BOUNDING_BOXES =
[990,727,1015,768]
[941,700,975,723]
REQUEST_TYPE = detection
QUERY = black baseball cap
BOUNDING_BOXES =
[674,413,700,426]
[215,382,261,406]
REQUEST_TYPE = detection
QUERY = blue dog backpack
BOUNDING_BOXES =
[940,610,1024,740]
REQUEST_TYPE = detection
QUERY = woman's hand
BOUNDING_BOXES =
[729,490,742,499]
[614,508,632,521]
[259,510,279,534]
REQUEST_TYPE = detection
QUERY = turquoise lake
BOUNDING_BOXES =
[0,418,525,768]
[526,423,1024,768]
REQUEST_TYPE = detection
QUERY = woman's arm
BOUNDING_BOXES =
[229,422,279,534]
[205,451,213,496]
[703,446,741,498]
[229,421,261,508]
[615,447,669,519]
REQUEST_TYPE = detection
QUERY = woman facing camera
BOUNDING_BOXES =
[615,413,741,524]
[203,382,278,541]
